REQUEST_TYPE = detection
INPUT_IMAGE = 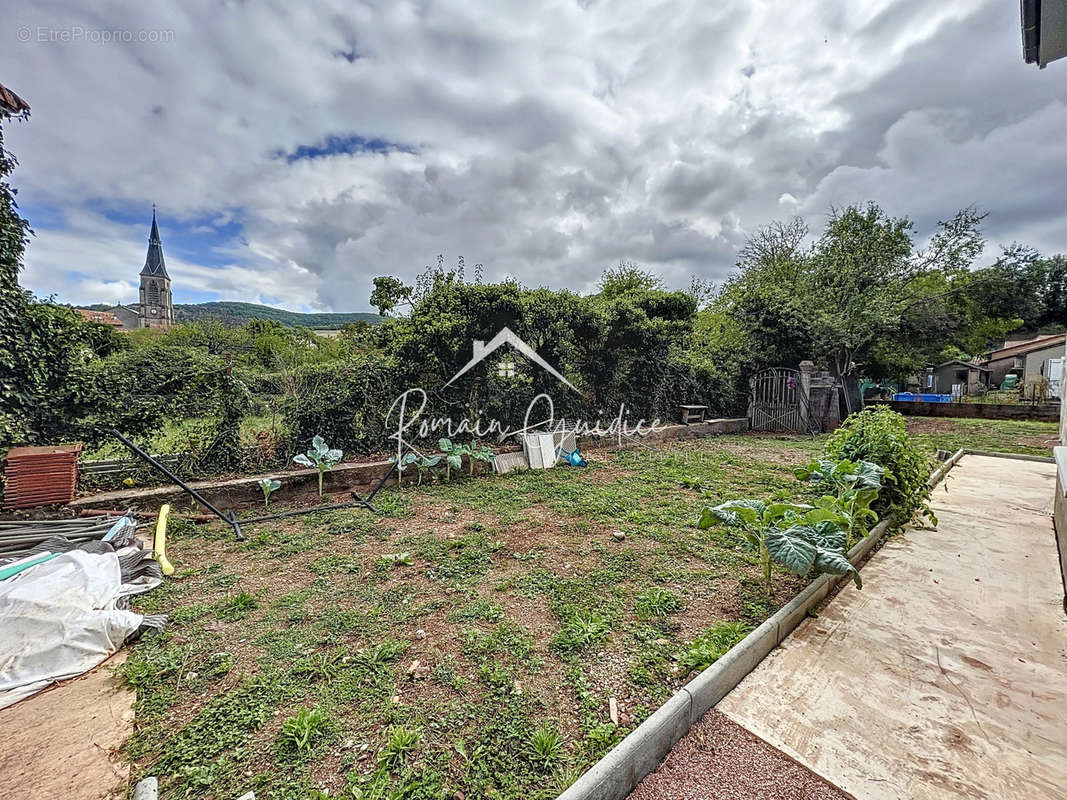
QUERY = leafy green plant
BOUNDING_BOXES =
[795,458,883,545]
[438,438,465,479]
[527,723,564,770]
[824,406,935,526]
[415,454,442,485]
[635,587,683,618]
[389,451,417,486]
[698,499,860,588]
[680,620,752,672]
[293,435,343,497]
[279,707,330,756]
[378,725,420,767]
[466,442,495,475]
[257,477,281,508]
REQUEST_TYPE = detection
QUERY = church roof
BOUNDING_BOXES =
[140,209,169,278]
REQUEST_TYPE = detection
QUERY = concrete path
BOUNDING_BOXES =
[717,455,1067,799]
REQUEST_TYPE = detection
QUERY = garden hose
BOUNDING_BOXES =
[153,504,175,576]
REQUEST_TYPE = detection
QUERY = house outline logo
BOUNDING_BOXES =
[444,326,577,392]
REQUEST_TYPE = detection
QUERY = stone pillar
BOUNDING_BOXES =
[799,361,814,432]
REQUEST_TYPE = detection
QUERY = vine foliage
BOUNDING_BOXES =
[824,406,935,526]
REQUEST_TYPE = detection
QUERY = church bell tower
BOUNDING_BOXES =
[138,207,174,329]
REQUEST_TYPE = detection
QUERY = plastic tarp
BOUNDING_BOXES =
[0,549,159,709]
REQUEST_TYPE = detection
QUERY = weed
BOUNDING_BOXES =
[290,649,345,682]
[215,591,257,622]
[550,765,585,794]
[169,603,211,625]
[448,597,505,623]
[526,723,564,770]
[634,587,683,618]
[679,620,752,673]
[278,707,331,758]
[378,725,420,768]
[550,611,611,657]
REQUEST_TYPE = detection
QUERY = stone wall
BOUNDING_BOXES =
[875,400,1061,422]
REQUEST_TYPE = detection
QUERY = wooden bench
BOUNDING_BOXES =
[679,404,708,425]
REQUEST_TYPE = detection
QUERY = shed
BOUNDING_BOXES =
[928,360,990,396]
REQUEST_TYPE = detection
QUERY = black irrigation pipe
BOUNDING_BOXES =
[110,430,402,539]
[110,429,246,542]
[238,459,399,525]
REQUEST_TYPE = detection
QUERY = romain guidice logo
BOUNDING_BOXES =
[443,326,576,391]
[385,327,666,454]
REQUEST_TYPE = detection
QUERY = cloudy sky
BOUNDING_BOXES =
[3,0,1065,312]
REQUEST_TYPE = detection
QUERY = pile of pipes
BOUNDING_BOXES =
[1,515,135,558]
[0,515,163,594]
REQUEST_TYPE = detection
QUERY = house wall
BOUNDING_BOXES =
[1024,342,1067,380]
[987,357,1017,387]
[109,305,139,331]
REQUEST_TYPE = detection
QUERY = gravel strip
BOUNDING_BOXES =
[628,710,850,800]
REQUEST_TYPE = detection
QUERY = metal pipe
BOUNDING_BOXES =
[238,498,379,526]
[109,429,244,541]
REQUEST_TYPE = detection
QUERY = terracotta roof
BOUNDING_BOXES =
[0,82,29,115]
[987,332,1066,361]
[75,308,123,327]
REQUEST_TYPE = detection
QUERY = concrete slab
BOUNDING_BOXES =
[718,455,1067,799]
[0,652,134,800]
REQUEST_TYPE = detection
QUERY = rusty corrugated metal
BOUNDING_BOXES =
[3,444,83,509]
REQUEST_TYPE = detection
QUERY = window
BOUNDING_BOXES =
[146,281,160,304]
[497,357,516,379]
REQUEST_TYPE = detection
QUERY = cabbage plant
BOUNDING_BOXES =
[258,477,281,508]
[698,499,860,589]
[293,435,343,497]
[794,458,883,546]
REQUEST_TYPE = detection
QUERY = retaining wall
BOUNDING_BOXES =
[69,418,746,513]
[874,399,1060,421]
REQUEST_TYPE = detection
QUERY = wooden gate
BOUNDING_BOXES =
[748,368,808,432]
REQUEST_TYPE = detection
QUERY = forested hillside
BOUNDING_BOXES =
[173,301,380,329]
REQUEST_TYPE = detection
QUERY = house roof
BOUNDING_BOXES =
[75,308,123,327]
[0,82,29,115]
[934,359,990,372]
[986,332,1066,361]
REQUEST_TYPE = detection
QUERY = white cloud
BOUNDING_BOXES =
[5,0,1067,311]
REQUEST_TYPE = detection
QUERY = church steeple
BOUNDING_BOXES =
[141,206,169,277]
[138,206,174,329]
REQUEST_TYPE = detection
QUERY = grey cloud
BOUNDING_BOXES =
[5,0,1067,312]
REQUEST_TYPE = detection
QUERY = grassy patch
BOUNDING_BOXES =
[122,425,1036,798]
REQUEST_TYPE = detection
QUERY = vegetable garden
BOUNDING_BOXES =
[117,410,1058,800]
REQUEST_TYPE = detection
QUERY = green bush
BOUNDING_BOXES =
[824,406,934,525]
[282,354,399,457]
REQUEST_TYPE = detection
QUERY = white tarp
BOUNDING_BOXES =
[0,549,158,709]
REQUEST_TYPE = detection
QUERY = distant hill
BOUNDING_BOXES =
[171,302,381,329]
